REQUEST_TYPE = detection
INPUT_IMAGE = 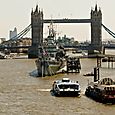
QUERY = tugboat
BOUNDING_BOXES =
[52,78,81,96]
[85,68,115,104]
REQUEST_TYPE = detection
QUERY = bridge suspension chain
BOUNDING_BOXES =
[102,24,115,38]
[11,24,31,39]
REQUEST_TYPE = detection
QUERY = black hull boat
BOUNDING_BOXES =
[85,78,115,104]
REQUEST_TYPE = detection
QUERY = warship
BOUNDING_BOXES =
[35,22,66,77]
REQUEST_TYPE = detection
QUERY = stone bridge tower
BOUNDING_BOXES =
[90,4,102,54]
[28,5,43,58]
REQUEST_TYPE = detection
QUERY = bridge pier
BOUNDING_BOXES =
[28,46,39,58]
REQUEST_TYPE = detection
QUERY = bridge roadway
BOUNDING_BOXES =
[0,45,90,50]
[0,44,115,50]
[43,19,91,23]
[0,45,104,50]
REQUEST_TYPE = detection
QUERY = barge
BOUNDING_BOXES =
[85,77,115,104]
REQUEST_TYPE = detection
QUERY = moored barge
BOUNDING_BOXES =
[85,78,115,104]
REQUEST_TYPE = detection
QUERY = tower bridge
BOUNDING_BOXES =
[2,4,115,58]
[28,4,102,58]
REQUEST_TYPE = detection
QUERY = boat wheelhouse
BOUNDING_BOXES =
[52,78,81,96]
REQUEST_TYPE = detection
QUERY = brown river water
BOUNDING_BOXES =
[0,57,115,115]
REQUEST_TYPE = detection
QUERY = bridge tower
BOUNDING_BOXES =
[28,5,43,58]
[90,4,102,54]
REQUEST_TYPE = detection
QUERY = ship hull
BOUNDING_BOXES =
[53,90,80,97]
[85,88,115,104]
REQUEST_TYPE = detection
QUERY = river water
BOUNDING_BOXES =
[0,56,115,115]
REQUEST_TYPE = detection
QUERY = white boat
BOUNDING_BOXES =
[52,78,81,96]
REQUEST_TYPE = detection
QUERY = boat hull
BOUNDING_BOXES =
[85,88,115,104]
[53,90,80,97]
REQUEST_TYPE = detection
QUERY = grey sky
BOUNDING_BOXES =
[0,0,115,41]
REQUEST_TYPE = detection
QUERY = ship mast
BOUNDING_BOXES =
[48,21,56,42]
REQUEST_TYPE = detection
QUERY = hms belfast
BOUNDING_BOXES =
[35,21,66,77]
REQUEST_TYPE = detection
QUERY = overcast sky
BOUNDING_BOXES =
[0,0,115,41]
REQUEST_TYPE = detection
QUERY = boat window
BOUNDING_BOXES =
[58,85,69,89]
[100,78,114,85]
[58,85,79,89]
[62,80,70,82]
[104,87,115,95]
[70,85,79,89]
[105,90,115,95]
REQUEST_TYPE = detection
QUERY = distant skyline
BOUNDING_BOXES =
[0,0,115,41]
